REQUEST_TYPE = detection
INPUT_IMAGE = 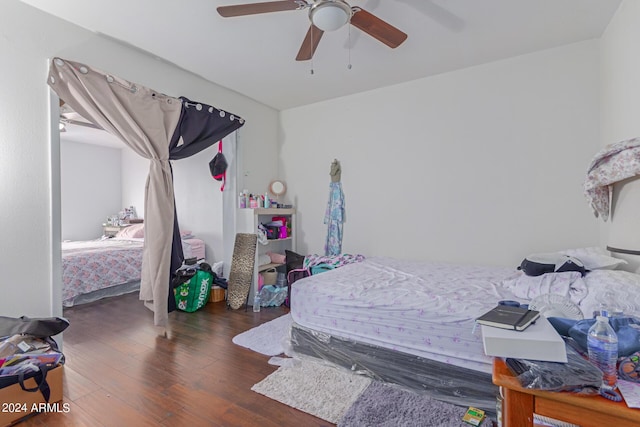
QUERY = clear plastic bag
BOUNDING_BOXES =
[258,285,288,307]
[506,341,602,394]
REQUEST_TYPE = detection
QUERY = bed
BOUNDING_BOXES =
[288,251,640,414]
[62,224,207,307]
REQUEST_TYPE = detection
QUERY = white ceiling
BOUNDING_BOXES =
[60,123,125,148]
[23,0,621,111]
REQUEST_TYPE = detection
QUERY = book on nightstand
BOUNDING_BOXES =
[476,305,540,331]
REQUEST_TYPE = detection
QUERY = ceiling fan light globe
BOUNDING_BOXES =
[310,1,351,32]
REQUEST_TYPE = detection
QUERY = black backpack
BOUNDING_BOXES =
[518,253,586,277]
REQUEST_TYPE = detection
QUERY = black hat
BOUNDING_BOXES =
[209,152,227,181]
[209,152,227,191]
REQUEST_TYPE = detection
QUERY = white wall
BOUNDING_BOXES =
[61,135,227,261]
[280,41,603,268]
[600,0,640,254]
[171,143,226,262]
[601,1,640,144]
[121,148,148,219]
[60,141,122,240]
[121,137,234,264]
[0,0,278,319]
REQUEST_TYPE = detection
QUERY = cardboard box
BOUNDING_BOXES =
[481,315,567,362]
[210,286,225,302]
[0,364,64,427]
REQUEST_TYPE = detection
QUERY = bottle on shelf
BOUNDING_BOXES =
[587,315,618,388]
[253,292,261,312]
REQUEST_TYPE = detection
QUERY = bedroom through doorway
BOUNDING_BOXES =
[52,91,238,314]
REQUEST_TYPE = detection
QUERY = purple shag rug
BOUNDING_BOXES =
[338,381,489,427]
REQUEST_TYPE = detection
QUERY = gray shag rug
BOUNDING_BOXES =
[339,381,480,427]
[252,357,491,426]
[243,316,490,426]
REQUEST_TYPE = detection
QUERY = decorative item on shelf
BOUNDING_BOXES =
[124,205,137,220]
[269,179,286,206]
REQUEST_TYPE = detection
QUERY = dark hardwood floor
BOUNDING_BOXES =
[19,293,333,426]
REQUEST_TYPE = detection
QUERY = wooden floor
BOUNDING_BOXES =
[19,293,334,426]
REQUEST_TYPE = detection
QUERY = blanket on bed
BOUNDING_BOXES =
[62,239,144,303]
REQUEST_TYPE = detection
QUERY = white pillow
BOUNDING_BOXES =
[560,247,627,271]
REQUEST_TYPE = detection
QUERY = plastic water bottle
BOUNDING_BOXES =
[587,315,618,388]
[593,290,621,318]
[253,292,261,312]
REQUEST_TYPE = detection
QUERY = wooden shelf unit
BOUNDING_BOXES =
[236,207,296,303]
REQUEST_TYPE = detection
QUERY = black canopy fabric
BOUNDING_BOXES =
[48,58,244,326]
[169,97,244,160]
[166,97,244,313]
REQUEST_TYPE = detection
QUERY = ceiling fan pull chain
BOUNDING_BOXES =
[347,24,352,70]
[310,26,315,75]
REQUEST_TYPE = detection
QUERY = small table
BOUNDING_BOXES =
[102,224,128,237]
[493,358,640,427]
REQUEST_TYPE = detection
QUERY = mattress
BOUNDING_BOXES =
[289,255,640,415]
[290,256,520,374]
[290,322,499,413]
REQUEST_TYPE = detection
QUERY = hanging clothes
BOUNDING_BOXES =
[584,137,640,221]
[324,160,345,256]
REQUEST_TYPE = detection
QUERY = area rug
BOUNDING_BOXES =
[251,357,372,423]
[232,313,292,356]
[338,381,476,427]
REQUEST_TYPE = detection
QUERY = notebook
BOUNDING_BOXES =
[476,305,540,331]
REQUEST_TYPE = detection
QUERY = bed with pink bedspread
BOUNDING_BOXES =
[62,235,206,307]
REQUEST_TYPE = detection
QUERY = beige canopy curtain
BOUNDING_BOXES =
[48,58,244,326]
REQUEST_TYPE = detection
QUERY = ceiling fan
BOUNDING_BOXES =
[217,0,408,61]
[59,99,102,132]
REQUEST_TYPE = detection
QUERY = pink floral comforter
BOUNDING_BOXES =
[61,238,144,305]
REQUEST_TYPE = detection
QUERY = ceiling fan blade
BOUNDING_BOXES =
[217,1,303,17]
[350,8,407,49]
[61,119,103,131]
[296,25,324,61]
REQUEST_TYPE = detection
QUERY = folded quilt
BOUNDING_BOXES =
[584,137,640,221]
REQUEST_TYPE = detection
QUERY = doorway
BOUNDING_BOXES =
[50,90,240,319]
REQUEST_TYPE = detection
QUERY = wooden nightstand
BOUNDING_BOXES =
[493,358,640,427]
[102,224,127,237]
